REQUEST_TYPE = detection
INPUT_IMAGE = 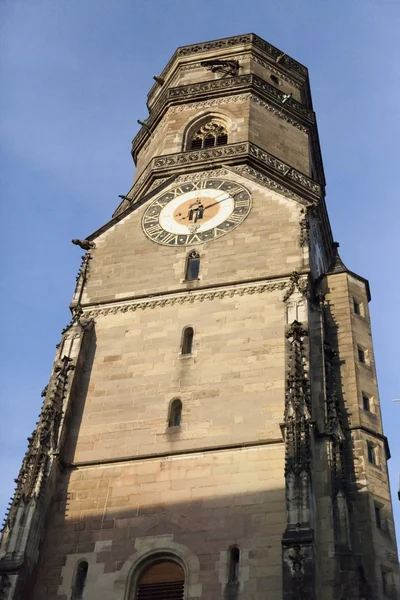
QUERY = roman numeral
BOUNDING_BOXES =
[143,213,159,225]
[227,212,243,225]
[162,232,179,245]
[171,187,184,197]
[152,200,167,208]
[190,180,208,191]
[187,233,202,244]
[234,197,250,207]
[145,224,164,239]
[213,227,226,238]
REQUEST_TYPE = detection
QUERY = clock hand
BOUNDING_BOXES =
[203,193,231,210]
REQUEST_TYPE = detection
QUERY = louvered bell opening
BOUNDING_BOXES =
[203,135,216,148]
[190,138,202,150]
[136,581,184,600]
[216,133,228,146]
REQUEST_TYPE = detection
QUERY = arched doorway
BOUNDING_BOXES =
[135,560,185,600]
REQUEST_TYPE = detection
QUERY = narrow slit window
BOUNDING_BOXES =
[169,399,182,427]
[367,442,376,465]
[381,569,390,596]
[228,546,240,584]
[181,327,194,355]
[358,347,366,364]
[362,393,370,412]
[71,561,88,600]
[375,504,382,529]
[185,251,200,281]
[354,300,361,315]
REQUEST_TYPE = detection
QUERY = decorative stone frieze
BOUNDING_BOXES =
[129,142,321,203]
[250,95,308,132]
[81,279,289,319]
[132,73,314,159]
[170,92,251,113]
[251,55,303,88]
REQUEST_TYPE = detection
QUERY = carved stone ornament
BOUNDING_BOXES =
[283,272,309,303]
[299,210,310,247]
[231,165,306,206]
[2,356,75,530]
[82,279,289,319]
[250,95,308,132]
[132,72,314,158]
[251,55,302,88]
[143,142,320,199]
[282,541,315,600]
[170,93,251,113]
[71,238,96,250]
[152,35,306,87]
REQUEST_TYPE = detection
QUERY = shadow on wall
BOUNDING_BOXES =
[31,477,287,600]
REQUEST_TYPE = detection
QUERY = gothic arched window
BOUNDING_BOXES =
[71,561,88,600]
[189,121,228,150]
[169,399,182,427]
[136,560,185,600]
[181,327,194,355]
[185,251,200,281]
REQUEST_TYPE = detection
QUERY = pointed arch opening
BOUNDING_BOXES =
[136,560,185,600]
[169,399,182,427]
[184,115,229,152]
[181,327,194,355]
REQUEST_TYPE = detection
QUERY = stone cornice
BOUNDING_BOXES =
[147,33,307,105]
[80,275,309,319]
[133,73,315,161]
[125,142,320,210]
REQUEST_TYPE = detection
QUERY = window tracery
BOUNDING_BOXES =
[189,121,228,150]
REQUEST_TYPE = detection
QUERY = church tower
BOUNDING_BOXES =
[1,33,399,600]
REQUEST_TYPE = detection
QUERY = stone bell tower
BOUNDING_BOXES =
[1,33,399,600]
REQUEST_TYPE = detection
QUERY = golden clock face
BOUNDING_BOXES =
[142,179,252,246]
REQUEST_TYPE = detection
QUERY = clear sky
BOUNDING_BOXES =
[1,0,399,536]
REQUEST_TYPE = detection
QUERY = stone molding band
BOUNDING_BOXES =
[147,33,307,104]
[80,274,308,319]
[133,73,314,159]
[126,141,320,210]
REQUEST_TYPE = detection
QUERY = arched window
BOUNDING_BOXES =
[228,546,240,584]
[169,399,182,427]
[136,560,185,600]
[185,251,200,281]
[189,121,228,150]
[71,561,88,600]
[181,327,194,355]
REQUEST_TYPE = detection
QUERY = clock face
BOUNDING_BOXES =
[142,179,252,246]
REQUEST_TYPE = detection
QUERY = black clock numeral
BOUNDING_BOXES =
[187,233,202,245]
[226,212,243,225]
[162,232,179,245]
[145,223,164,239]
[142,179,251,246]
[213,227,226,238]
[143,213,160,225]
[234,197,250,207]
[190,180,208,191]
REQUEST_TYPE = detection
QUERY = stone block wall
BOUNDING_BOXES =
[33,446,286,600]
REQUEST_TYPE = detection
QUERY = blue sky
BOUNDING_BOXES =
[1,0,399,535]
